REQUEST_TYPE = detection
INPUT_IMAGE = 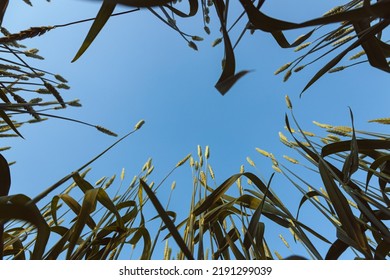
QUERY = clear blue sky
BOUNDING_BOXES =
[3,0,389,259]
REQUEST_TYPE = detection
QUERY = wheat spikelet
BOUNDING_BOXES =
[134,119,145,130]
[57,83,70,90]
[294,42,311,52]
[171,181,176,190]
[197,145,202,159]
[142,161,148,172]
[285,95,292,109]
[272,165,281,173]
[327,126,352,136]
[0,146,11,152]
[302,130,315,137]
[54,74,68,83]
[204,26,210,35]
[68,99,82,107]
[274,62,292,75]
[145,158,152,170]
[0,123,22,133]
[284,126,296,133]
[211,37,222,47]
[189,156,194,167]
[188,41,198,51]
[247,178,252,185]
[246,156,255,167]
[147,166,154,175]
[326,26,353,41]
[283,69,292,82]
[323,6,344,16]
[27,117,47,124]
[279,234,290,248]
[29,98,43,104]
[349,50,366,60]
[104,175,116,189]
[191,36,204,41]
[96,126,118,137]
[24,51,44,60]
[44,82,65,107]
[200,171,207,186]
[208,164,215,180]
[283,155,299,164]
[176,153,191,167]
[240,165,245,173]
[332,35,353,46]
[328,66,346,73]
[313,121,333,129]
[199,155,203,167]
[294,65,306,72]
[120,168,125,181]
[326,134,341,142]
[164,240,171,260]
[0,64,21,71]
[95,176,106,186]
[205,145,210,159]
[274,251,283,260]
[255,148,271,157]
[368,118,390,125]
[0,26,55,44]
[279,132,288,142]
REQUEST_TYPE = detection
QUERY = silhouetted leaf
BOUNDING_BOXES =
[0,153,10,197]
[0,194,50,259]
[72,1,116,62]
[140,179,194,260]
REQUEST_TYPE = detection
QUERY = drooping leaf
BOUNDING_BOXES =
[243,174,273,249]
[0,0,8,25]
[213,0,249,95]
[319,160,371,257]
[0,153,10,197]
[72,1,117,62]
[66,188,100,259]
[325,238,349,260]
[140,179,194,260]
[0,194,50,259]
[341,108,359,183]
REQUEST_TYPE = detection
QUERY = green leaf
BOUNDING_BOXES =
[128,227,151,260]
[140,179,194,260]
[243,174,273,250]
[0,194,50,259]
[66,188,99,259]
[319,160,371,257]
[72,1,116,62]
[212,0,249,95]
[341,108,359,184]
[0,0,8,26]
[325,238,348,260]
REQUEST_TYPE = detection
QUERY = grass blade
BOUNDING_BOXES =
[72,1,116,62]
[139,179,194,260]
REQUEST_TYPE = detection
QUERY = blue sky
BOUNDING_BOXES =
[2,0,389,259]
